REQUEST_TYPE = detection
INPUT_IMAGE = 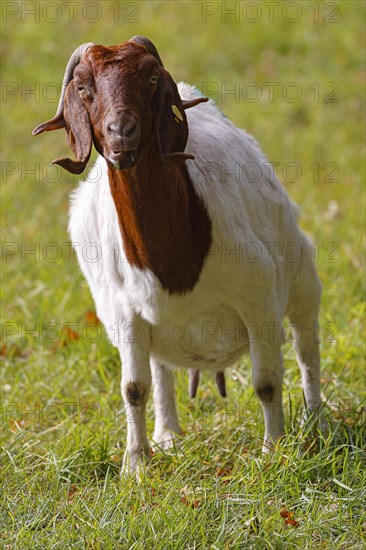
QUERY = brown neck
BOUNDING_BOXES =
[107,150,212,294]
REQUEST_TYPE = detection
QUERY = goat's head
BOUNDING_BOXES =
[33,37,206,174]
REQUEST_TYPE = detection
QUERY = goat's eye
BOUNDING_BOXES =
[149,75,159,85]
[77,85,85,92]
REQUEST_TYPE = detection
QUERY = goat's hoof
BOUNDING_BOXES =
[262,433,285,454]
[302,405,331,437]
[317,413,331,438]
[262,442,272,454]
[121,447,151,481]
[152,428,183,451]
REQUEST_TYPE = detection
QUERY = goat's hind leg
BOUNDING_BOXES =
[243,294,285,452]
[287,257,327,432]
[249,328,285,452]
[151,359,183,450]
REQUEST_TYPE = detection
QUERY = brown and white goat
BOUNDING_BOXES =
[33,36,324,475]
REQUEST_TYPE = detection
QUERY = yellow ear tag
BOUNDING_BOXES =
[172,105,183,122]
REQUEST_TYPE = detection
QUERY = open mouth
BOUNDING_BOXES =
[108,150,136,170]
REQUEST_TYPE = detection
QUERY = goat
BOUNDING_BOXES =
[33,36,324,476]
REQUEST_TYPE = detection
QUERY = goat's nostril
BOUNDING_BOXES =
[107,122,122,136]
[107,120,120,135]
[126,126,135,137]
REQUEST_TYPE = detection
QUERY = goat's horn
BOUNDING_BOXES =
[55,42,95,118]
[129,35,164,67]
[32,42,95,135]
[182,97,209,110]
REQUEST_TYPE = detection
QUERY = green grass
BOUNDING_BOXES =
[1,1,365,548]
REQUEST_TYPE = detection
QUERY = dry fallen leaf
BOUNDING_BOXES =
[285,518,299,527]
[9,419,26,432]
[280,509,299,527]
[85,311,100,325]
[67,484,78,502]
[215,466,232,485]
[180,496,200,508]
[0,343,30,358]
[52,327,81,351]
[64,327,80,343]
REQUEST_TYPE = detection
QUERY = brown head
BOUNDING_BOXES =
[33,36,207,174]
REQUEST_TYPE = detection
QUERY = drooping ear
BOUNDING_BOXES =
[153,68,194,166]
[52,83,92,174]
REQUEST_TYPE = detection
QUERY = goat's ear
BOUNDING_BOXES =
[153,69,193,166]
[52,83,92,175]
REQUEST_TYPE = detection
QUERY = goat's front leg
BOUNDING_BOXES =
[119,316,151,477]
[247,314,285,452]
[151,359,183,449]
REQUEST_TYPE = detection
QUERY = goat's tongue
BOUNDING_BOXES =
[108,150,135,170]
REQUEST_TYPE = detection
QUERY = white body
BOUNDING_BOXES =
[69,84,322,472]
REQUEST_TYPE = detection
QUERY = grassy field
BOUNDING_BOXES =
[1,0,365,548]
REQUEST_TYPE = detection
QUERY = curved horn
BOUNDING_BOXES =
[129,36,208,113]
[55,42,95,118]
[129,35,164,67]
[32,42,95,136]
[182,97,209,110]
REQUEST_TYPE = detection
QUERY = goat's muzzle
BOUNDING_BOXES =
[104,111,140,170]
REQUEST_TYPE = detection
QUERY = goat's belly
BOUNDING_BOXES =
[150,305,249,370]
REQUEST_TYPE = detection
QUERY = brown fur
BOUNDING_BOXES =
[125,382,146,406]
[256,384,275,403]
[108,149,212,294]
[34,41,212,294]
